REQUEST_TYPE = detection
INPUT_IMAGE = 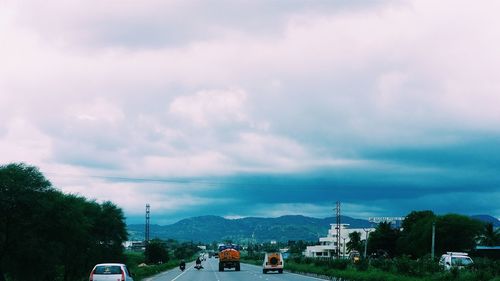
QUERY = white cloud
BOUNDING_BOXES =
[0,118,52,165]
[1,0,500,221]
[56,178,228,221]
[68,98,125,123]
[169,89,248,127]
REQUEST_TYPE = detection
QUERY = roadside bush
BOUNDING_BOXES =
[329,259,350,270]
[355,259,369,271]
[394,255,418,275]
[370,258,393,272]
[416,256,441,276]
[472,258,500,277]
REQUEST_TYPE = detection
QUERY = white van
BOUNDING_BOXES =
[438,252,473,270]
[263,252,284,274]
[89,263,134,281]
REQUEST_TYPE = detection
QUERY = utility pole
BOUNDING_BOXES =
[341,237,347,259]
[431,222,436,260]
[335,201,341,259]
[145,204,150,244]
[363,228,371,258]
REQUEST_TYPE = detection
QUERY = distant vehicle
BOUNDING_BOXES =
[262,252,284,274]
[194,264,203,270]
[218,244,241,271]
[439,252,474,270]
[349,250,361,263]
[89,263,134,281]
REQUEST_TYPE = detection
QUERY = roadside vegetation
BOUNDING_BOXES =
[126,239,200,280]
[0,163,203,281]
[2,162,499,281]
[0,163,128,281]
[284,257,500,281]
[241,210,499,281]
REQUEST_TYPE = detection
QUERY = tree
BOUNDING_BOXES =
[397,211,484,258]
[397,210,436,257]
[367,222,400,257]
[93,201,128,262]
[145,239,169,264]
[434,214,483,254]
[174,242,200,259]
[0,163,56,281]
[0,163,129,281]
[288,240,309,255]
[346,231,363,253]
[478,223,500,246]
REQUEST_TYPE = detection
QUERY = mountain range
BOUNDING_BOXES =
[128,215,372,243]
[127,214,499,243]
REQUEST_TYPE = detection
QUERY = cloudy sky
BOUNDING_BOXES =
[1,0,499,224]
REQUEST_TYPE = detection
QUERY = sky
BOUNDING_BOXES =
[1,0,499,225]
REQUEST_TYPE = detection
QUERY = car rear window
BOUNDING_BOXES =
[451,257,473,266]
[94,265,122,274]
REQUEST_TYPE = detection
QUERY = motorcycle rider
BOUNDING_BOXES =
[195,256,203,269]
[179,259,186,271]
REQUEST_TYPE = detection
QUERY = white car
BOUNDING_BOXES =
[439,252,474,270]
[89,263,134,281]
[263,252,284,274]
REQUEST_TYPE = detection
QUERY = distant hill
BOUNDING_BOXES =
[471,215,500,227]
[127,215,373,243]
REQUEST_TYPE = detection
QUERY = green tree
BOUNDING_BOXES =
[93,201,128,262]
[434,214,483,254]
[397,211,484,258]
[478,223,500,246]
[367,222,400,257]
[288,240,308,255]
[347,231,363,253]
[145,239,169,264]
[0,163,129,281]
[0,163,56,281]
[397,210,436,258]
[174,242,199,259]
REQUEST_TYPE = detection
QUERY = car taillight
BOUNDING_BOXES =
[121,269,125,281]
[89,269,95,281]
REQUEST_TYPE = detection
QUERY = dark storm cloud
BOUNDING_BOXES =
[2,0,500,224]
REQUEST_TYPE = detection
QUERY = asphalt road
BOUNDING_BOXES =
[144,257,327,281]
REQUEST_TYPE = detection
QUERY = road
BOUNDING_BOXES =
[144,257,327,281]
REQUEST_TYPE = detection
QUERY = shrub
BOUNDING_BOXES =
[394,256,418,276]
[355,259,369,271]
[370,258,393,272]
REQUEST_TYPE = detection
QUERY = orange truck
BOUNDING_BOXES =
[218,245,241,271]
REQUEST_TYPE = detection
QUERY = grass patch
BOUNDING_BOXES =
[285,261,426,281]
[283,260,500,281]
[130,260,181,281]
[125,251,191,281]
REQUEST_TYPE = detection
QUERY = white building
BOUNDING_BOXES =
[303,224,374,258]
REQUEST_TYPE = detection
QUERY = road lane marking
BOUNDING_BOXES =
[288,272,330,280]
[241,262,330,281]
[208,258,220,281]
[170,264,193,281]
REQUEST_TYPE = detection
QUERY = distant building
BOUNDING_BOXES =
[303,224,374,258]
[473,246,500,259]
[123,241,146,251]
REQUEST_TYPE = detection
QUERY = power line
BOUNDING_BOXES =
[44,172,340,187]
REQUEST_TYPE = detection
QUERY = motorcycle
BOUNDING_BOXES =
[179,264,186,271]
[194,264,203,270]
